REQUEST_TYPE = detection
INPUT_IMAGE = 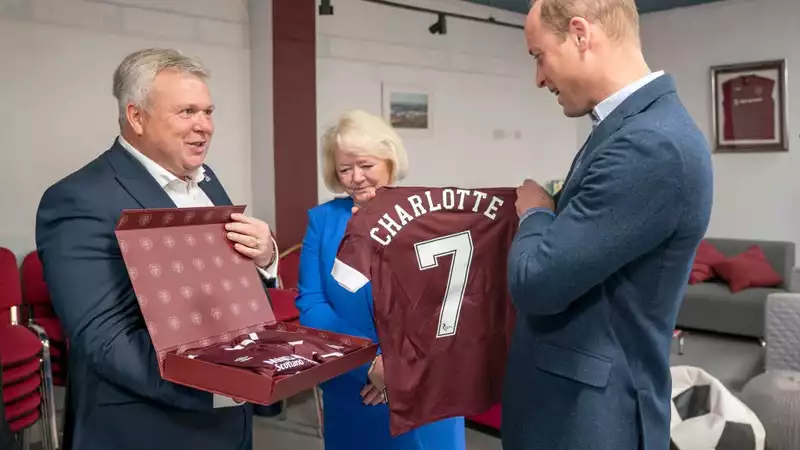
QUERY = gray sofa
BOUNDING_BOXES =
[670,238,797,393]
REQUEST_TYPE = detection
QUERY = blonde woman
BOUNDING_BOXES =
[295,110,466,449]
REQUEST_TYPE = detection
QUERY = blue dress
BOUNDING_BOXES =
[295,197,466,450]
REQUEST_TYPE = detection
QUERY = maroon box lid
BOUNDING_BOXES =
[114,206,276,355]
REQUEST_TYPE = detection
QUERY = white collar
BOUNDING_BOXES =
[118,135,206,187]
[591,70,665,126]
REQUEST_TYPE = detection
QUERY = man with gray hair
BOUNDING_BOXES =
[504,0,713,449]
[35,48,279,450]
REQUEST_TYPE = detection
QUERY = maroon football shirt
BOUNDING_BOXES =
[188,341,318,376]
[332,186,518,436]
[242,330,360,362]
[722,75,775,141]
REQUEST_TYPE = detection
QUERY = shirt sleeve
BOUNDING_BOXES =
[256,237,279,280]
[331,231,372,293]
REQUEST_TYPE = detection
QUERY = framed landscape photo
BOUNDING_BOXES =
[710,59,788,152]
[381,83,433,137]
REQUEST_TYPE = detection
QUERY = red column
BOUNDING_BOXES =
[272,0,318,250]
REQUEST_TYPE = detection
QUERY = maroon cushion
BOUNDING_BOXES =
[267,288,300,322]
[713,245,783,293]
[2,374,41,403]
[689,240,726,284]
[5,392,41,423]
[0,325,42,367]
[8,408,40,433]
[1,358,40,385]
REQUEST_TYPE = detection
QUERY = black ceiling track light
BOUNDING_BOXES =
[429,13,447,34]
[318,0,334,15]
[358,0,524,31]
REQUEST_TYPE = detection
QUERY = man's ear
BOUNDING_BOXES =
[569,17,590,51]
[126,104,145,135]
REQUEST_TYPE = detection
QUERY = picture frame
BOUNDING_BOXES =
[381,83,433,138]
[710,59,788,152]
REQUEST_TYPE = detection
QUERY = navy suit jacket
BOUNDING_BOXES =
[35,141,266,450]
[501,75,713,450]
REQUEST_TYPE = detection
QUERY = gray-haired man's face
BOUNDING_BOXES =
[129,69,215,178]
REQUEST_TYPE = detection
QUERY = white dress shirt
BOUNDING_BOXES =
[119,135,279,407]
[591,70,665,126]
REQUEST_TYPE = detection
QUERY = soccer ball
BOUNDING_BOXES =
[670,366,766,450]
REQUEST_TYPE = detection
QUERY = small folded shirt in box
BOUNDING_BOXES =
[186,340,318,377]
[115,205,378,407]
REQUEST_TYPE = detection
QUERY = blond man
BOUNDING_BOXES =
[505,1,713,449]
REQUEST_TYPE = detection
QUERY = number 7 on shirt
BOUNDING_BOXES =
[414,231,473,338]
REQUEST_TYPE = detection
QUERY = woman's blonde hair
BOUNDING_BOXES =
[320,109,409,193]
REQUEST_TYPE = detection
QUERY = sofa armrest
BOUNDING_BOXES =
[791,267,800,293]
[765,292,800,372]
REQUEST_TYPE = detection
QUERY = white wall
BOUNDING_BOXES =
[640,0,800,261]
[315,0,576,203]
[0,0,251,259]
[248,0,275,225]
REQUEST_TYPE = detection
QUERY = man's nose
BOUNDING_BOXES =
[536,68,546,89]
[194,113,213,133]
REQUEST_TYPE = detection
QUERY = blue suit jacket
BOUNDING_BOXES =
[296,197,465,450]
[502,75,713,450]
[35,140,260,450]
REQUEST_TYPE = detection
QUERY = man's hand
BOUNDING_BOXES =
[350,189,377,214]
[516,179,555,217]
[225,213,276,268]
